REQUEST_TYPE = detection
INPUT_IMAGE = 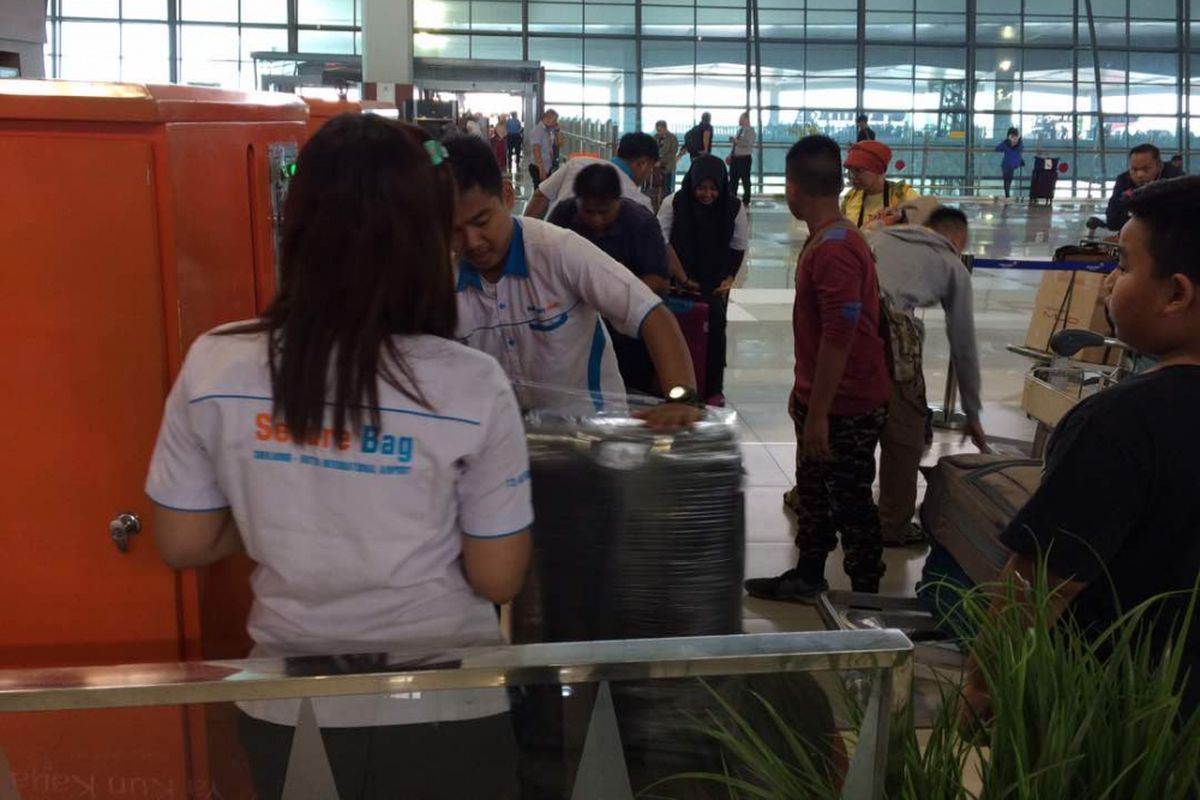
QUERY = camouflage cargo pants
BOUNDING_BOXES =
[789,399,888,585]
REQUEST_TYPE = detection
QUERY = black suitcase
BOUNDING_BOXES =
[1029,156,1060,204]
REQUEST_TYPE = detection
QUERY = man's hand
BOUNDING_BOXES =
[635,402,703,429]
[714,277,735,297]
[801,411,831,460]
[964,417,990,453]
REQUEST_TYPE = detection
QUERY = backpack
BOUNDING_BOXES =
[877,293,924,384]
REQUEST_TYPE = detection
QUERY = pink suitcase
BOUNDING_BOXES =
[664,292,710,398]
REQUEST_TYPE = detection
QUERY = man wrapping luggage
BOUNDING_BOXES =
[442,134,702,428]
[867,200,989,546]
[546,163,673,395]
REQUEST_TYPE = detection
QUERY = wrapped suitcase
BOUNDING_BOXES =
[512,393,745,644]
[509,389,833,799]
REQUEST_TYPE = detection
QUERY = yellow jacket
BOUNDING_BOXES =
[841,179,920,229]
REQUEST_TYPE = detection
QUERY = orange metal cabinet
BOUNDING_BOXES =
[302,96,361,139]
[0,80,306,800]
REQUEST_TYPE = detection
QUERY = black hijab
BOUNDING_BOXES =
[669,155,741,293]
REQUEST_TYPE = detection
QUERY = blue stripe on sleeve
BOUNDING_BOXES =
[588,320,607,412]
[462,522,534,540]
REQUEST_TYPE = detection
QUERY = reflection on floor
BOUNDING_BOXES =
[729,197,1083,634]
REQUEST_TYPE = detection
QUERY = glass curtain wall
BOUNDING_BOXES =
[44,0,361,90]
[45,0,1197,193]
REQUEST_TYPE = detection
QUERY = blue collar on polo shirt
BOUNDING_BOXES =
[456,217,528,292]
[610,156,634,181]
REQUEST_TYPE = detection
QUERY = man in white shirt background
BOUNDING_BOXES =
[527,132,694,286]
[443,134,703,427]
[523,132,659,220]
[528,109,561,191]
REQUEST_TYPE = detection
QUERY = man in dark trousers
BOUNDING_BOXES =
[745,135,892,600]
[680,112,714,160]
[855,114,876,142]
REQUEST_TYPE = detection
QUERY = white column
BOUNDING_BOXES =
[0,0,47,78]
[361,0,414,104]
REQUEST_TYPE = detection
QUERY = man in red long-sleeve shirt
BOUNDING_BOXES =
[745,136,893,601]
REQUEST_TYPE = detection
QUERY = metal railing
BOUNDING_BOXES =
[0,631,914,800]
[557,117,618,160]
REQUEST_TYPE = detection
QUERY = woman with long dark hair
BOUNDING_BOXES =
[657,155,749,406]
[145,114,531,799]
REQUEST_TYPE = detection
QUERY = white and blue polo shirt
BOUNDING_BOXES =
[535,156,654,218]
[455,217,664,409]
[146,326,531,726]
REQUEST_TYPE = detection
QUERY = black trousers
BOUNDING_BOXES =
[1002,166,1016,198]
[705,294,729,399]
[237,711,519,800]
[507,134,522,170]
[729,155,752,205]
[610,328,659,397]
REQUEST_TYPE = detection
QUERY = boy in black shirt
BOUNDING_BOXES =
[967,176,1200,717]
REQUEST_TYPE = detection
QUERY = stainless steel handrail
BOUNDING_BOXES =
[0,630,912,713]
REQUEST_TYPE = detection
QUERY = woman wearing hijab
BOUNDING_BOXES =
[657,155,750,406]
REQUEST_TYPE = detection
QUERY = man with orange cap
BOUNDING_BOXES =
[840,140,919,229]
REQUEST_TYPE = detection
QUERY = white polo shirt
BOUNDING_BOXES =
[455,217,663,410]
[146,327,532,727]
[657,191,751,252]
[536,157,654,218]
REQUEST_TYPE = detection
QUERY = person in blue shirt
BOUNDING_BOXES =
[995,127,1024,199]
[505,112,522,173]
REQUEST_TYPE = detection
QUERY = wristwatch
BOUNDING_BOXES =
[665,385,704,408]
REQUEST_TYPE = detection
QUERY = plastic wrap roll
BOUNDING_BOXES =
[512,384,745,644]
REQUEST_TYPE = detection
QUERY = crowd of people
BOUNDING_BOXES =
[142,107,1200,795]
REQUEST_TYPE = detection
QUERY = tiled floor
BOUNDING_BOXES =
[723,196,1093,634]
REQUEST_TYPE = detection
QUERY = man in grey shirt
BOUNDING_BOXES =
[528,108,560,191]
[728,111,755,206]
[866,202,988,546]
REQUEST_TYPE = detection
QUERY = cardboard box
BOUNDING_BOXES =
[1024,270,1119,365]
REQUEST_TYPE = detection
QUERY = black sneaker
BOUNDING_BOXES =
[850,579,881,594]
[744,569,829,602]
